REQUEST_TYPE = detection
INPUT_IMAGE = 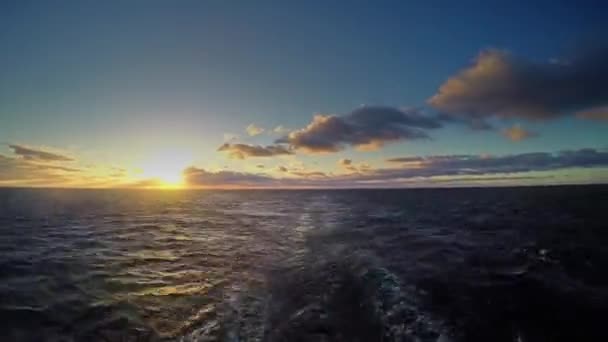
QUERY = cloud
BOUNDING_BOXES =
[427,175,554,185]
[223,133,240,142]
[338,158,352,166]
[337,158,373,173]
[436,112,495,130]
[8,144,74,162]
[183,166,331,188]
[502,124,538,141]
[119,178,166,188]
[277,106,442,153]
[256,164,265,169]
[376,148,608,179]
[0,146,138,187]
[217,143,293,159]
[0,154,78,185]
[273,125,291,134]
[358,163,372,172]
[289,170,327,178]
[183,167,276,187]
[277,166,288,172]
[246,124,265,136]
[577,106,608,121]
[34,164,81,172]
[184,148,608,188]
[386,156,425,163]
[429,47,608,121]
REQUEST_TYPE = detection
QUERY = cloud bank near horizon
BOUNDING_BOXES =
[177,148,608,188]
[2,144,607,188]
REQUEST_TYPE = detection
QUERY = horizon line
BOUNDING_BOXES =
[1,182,607,191]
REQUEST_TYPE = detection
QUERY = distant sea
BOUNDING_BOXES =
[1,186,607,341]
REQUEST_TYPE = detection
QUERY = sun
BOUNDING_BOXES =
[139,149,193,188]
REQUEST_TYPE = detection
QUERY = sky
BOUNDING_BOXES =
[1,0,608,188]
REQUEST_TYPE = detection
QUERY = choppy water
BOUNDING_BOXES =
[1,186,607,341]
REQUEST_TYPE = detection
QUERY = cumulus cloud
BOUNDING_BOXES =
[217,143,293,159]
[429,47,608,121]
[246,124,265,136]
[8,144,74,162]
[277,106,442,153]
[502,124,538,141]
[577,106,608,121]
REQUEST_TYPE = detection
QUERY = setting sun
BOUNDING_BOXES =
[139,150,193,188]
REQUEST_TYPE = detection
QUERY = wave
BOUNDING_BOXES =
[181,248,450,342]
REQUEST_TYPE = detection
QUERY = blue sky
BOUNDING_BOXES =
[1,0,607,188]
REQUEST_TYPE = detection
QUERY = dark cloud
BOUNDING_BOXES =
[376,148,608,179]
[8,144,74,162]
[502,125,538,141]
[386,155,471,164]
[277,166,288,172]
[277,106,442,153]
[183,167,277,187]
[428,175,554,184]
[436,112,495,130]
[217,143,293,159]
[429,47,608,120]
[338,158,352,166]
[386,156,425,163]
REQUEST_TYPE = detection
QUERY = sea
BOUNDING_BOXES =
[0,186,607,342]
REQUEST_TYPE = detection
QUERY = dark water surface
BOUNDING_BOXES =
[1,186,607,341]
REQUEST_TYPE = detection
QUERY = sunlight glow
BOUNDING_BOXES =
[139,149,193,188]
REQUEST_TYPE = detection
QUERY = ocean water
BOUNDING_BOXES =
[1,186,607,342]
